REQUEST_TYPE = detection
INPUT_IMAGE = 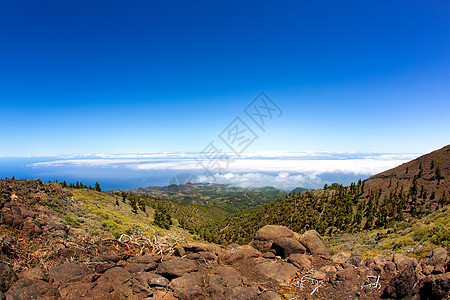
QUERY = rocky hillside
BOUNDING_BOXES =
[364,144,450,200]
[1,202,449,300]
[201,145,450,247]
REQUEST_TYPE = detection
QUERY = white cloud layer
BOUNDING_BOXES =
[30,151,419,176]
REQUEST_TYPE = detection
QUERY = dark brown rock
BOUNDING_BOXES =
[89,262,115,274]
[257,291,282,300]
[288,253,311,269]
[127,254,159,264]
[48,261,94,284]
[219,245,260,265]
[299,230,329,257]
[348,250,363,266]
[180,242,223,256]
[393,253,419,273]
[271,238,306,258]
[156,258,198,279]
[0,263,17,293]
[184,251,217,261]
[262,252,276,259]
[255,258,299,284]
[58,282,96,299]
[5,278,59,300]
[207,265,243,292]
[382,264,417,299]
[254,225,295,242]
[96,267,132,285]
[124,262,155,274]
[250,240,273,253]
[331,252,351,265]
[170,272,207,300]
[136,272,169,288]
[418,272,450,300]
[421,247,448,275]
[91,255,122,263]
[230,287,258,300]
[17,267,46,281]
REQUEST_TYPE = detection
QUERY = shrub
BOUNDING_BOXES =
[64,216,80,227]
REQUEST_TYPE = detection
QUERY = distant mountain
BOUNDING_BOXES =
[290,187,309,194]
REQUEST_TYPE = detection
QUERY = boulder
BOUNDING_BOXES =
[180,242,223,256]
[320,265,337,279]
[48,262,94,284]
[22,218,42,236]
[299,230,329,257]
[393,253,419,273]
[17,267,46,281]
[156,258,198,279]
[262,252,276,259]
[254,225,296,241]
[331,252,351,265]
[382,264,417,299]
[86,282,122,299]
[127,254,159,264]
[58,282,96,299]
[310,270,326,281]
[219,245,260,265]
[333,267,359,290]
[89,262,115,274]
[136,272,169,288]
[418,272,450,300]
[257,291,282,300]
[348,250,363,266]
[96,267,132,285]
[206,266,243,299]
[255,258,299,284]
[421,247,448,275]
[170,272,207,300]
[250,240,273,253]
[124,262,156,274]
[230,287,258,300]
[184,251,217,261]
[207,265,243,291]
[0,263,17,292]
[4,278,59,300]
[271,238,306,258]
[287,253,311,269]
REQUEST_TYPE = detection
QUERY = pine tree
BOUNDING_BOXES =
[95,182,101,192]
[153,205,172,229]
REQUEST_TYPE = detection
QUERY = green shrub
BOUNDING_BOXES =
[64,216,80,227]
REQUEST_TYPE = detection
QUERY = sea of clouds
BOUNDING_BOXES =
[14,151,420,191]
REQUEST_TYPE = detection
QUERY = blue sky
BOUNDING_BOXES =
[0,0,449,157]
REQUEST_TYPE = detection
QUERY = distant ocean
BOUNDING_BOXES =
[0,152,419,191]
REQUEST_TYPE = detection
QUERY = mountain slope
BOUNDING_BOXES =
[128,183,287,214]
[201,145,450,251]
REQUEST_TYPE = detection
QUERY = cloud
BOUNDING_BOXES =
[197,172,321,190]
[29,151,420,176]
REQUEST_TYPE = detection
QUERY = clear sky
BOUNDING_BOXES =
[1,0,449,157]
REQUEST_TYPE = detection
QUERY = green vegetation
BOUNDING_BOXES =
[130,184,286,214]
[72,189,149,238]
[64,215,80,227]
[153,205,173,229]
[199,180,449,245]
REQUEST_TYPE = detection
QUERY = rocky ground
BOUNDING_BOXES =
[1,179,449,299]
